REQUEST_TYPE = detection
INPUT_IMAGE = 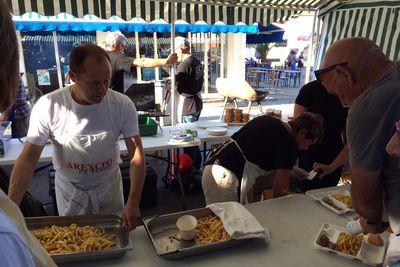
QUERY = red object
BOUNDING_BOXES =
[178,153,193,175]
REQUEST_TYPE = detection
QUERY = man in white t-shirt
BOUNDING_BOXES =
[8,44,146,230]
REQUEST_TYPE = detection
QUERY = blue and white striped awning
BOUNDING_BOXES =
[7,0,312,25]
[12,12,263,33]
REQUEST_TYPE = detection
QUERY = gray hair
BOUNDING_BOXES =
[104,31,128,50]
[175,36,190,53]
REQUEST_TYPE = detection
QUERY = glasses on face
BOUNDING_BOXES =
[314,62,348,82]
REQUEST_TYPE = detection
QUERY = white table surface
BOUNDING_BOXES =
[61,194,367,267]
[0,124,242,165]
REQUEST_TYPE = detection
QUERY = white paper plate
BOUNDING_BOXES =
[206,127,228,136]
[196,121,228,129]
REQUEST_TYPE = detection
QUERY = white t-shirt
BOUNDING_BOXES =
[27,86,139,175]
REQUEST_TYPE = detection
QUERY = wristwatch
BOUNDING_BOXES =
[365,219,381,225]
[360,216,381,225]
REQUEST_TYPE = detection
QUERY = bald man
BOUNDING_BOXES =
[317,37,400,266]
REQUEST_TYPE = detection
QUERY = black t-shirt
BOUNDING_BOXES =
[207,116,298,178]
[107,51,133,93]
[175,55,204,115]
[295,80,348,163]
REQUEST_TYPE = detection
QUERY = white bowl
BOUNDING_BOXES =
[206,127,228,136]
[176,215,197,241]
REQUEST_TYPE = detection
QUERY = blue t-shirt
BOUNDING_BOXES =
[0,211,35,267]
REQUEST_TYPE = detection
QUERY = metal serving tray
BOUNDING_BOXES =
[25,214,132,264]
[142,207,249,260]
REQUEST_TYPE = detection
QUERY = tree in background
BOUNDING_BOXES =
[255,43,272,62]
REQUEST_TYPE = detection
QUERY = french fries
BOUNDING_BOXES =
[332,193,353,209]
[336,233,363,256]
[195,215,230,245]
[32,223,116,254]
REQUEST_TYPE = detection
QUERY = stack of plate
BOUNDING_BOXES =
[196,121,227,129]
[206,127,228,136]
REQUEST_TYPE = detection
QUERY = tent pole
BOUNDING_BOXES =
[135,32,142,82]
[305,11,317,84]
[53,31,63,89]
[153,32,159,81]
[220,33,225,78]
[16,31,28,86]
[171,0,177,125]
[204,33,209,94]
[188,32,192,53]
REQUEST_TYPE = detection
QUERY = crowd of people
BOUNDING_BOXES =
[0,0,399,265]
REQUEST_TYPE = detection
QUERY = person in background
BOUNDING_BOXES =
[0,77,31,138]
[297,52,305,69]
[8,44,146,231]
[173,37,204,175]
[103,31,178,93]
[293,80,348,193]
[286,50,297,70]
[0,1,56,266]
[202,113,324,205]
[317,37,400,266]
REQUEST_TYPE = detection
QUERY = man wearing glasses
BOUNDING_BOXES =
[317,37,400,266]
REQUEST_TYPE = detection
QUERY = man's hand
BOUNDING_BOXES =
[122,201,141,231]
[386,132,400,156]
[166,53,178,65]
[291,166,308,180]
[353,215,387,234]
[313,162,334,178]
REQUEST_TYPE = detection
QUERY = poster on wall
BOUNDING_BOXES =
[37,69,51,86]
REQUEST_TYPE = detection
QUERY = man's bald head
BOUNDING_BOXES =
[322,38,390,81]
[318,38,394,107]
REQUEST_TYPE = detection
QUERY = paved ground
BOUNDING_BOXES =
[9,83,301,218]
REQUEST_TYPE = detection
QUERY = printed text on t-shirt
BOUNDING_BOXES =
[66,159,113,175]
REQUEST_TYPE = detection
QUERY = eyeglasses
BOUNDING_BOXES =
[314,62,348,82]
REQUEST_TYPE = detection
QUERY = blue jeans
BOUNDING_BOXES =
[182,111,202,169]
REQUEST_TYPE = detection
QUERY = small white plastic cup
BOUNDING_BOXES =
[176,215,197,241]
[347,220,363,236]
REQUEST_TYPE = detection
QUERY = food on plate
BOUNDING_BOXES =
[225,114,233,123]
[273,109,282,119]
[322,197,343,211]
[242,113,250,123]
[32,223,116,254]
[367,234,384,247]
[195,214,230,245]
[332,193,353,209]
[336,233,363,256]
[266,109,282,119]
[318,234,337,250]
[224,108,250,124]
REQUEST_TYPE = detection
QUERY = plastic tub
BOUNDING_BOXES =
[139,117,158,136]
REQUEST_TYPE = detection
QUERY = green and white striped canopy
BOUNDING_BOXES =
[6,0,321,25]
[316,0,400,67]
